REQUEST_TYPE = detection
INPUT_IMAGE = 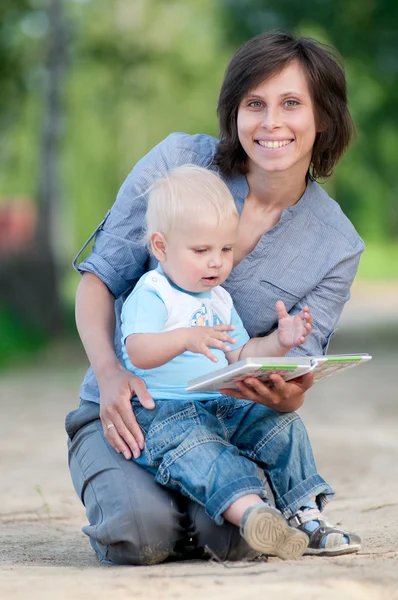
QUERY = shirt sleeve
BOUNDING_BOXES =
[121,284,168,343]
[229,306,250,350]
[286,239,364,357]
[74,133,217,298]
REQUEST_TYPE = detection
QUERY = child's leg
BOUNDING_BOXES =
[134,399,308,559]
[223,494,263,526]
[226,400,333,515]
[226,400,361,556]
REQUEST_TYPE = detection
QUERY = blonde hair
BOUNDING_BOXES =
[143,165,238,244]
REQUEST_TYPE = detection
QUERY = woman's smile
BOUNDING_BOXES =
[255,139,293,149]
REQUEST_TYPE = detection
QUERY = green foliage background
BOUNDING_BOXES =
[0,0,397,362]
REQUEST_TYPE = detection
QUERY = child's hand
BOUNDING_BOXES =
[184,325,237,362]
[275,301,312,349]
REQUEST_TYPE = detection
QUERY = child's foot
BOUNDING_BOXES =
[240,502,309,560]
[288,502,361,556]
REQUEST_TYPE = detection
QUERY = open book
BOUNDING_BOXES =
[186,354,372,393]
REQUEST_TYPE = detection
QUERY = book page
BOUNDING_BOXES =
[312,355,372,383]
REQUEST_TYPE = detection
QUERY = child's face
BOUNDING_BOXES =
[156,215,238,293]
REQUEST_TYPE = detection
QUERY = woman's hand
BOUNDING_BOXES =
[98,364,155,460]
[220,372,314,412]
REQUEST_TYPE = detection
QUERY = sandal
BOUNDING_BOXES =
[288,507,361,556]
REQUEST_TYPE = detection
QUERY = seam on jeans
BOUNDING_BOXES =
[71,431,105,528]
[162,434,231,470]
[239,448,257,463]
[278,482,334,517]
[253,412,300,456]
[86,480,107,556]
[216,398,230,441]
[69,426,107,553]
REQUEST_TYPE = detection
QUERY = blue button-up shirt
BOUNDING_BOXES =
[75,132,364,403]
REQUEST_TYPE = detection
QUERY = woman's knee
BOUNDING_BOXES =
[101,513,176,565]
[83,484,182,565]
[68,420,183,565]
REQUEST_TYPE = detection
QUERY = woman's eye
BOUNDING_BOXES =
[194,248,207,253]
[247,100,263,108]
[284,99,299,108]
[222,247,233,253]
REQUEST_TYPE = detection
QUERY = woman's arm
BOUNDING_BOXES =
[75,272,155,459]
[76,272,121,379]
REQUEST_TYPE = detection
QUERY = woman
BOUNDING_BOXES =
[66,30,364,565]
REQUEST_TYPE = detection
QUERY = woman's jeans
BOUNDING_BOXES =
[66,398,333,565]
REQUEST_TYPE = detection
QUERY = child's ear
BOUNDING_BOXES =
[150,232,167,261]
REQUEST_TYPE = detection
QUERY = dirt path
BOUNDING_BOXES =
[1,282,398,599]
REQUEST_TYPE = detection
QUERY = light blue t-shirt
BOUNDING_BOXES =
[120,266,250,401]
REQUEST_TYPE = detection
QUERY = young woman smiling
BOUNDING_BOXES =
[66,30,364,565]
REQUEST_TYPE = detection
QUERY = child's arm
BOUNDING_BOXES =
[126,331,185,369]
[227,301,312,363]
[126,325,237,369]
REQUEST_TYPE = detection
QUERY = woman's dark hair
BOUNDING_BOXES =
[214,30,355,180]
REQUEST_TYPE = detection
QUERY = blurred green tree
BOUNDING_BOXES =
[63,0,230,251]
[0,0,33,125]
[0,0,68,363]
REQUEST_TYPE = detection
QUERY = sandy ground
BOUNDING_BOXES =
[1,281,398,600]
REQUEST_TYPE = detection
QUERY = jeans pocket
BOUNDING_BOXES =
[143,401,199,460]
[68,421,116,505]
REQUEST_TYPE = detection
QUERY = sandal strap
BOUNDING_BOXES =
[289,508,333,528]
[289,512,361,551]
[306,524,358,551]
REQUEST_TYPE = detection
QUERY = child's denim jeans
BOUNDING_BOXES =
[133,396,333,525]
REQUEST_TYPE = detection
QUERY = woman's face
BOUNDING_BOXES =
[237,60,318,178]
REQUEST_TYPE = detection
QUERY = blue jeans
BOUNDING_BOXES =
[133,397,333,525]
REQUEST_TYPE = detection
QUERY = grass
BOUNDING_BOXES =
[357,242,398,280]
[0,303,48,367]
